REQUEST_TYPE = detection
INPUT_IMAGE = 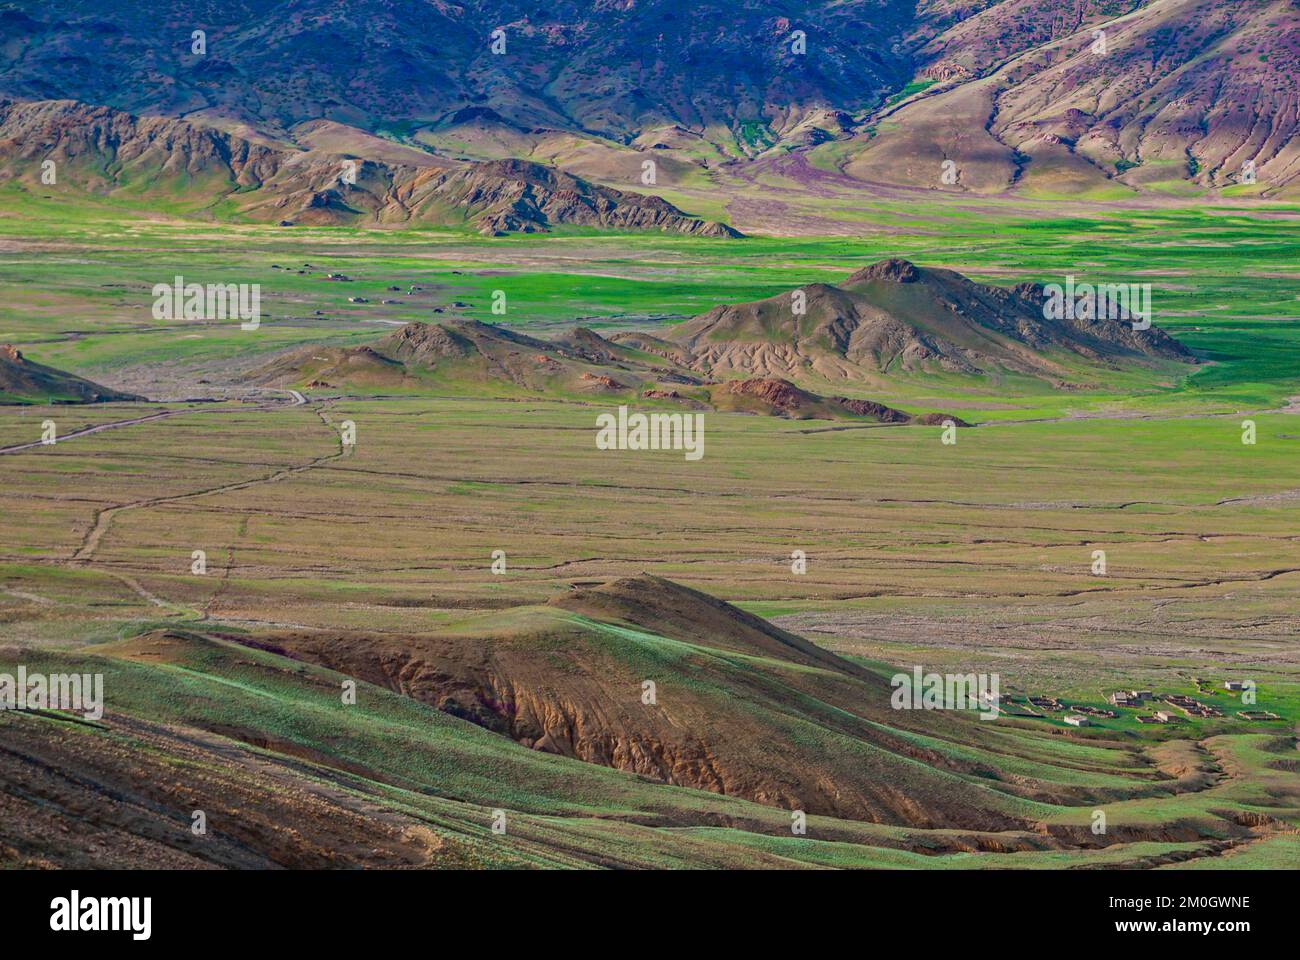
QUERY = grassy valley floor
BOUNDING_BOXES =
[0,197,1297,868]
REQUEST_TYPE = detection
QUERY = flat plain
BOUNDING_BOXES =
[1,191,1298,869]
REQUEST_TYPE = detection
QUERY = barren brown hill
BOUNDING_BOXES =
[226,575,1036,827]
[243,319,958,422]
[848,0,1300,195]
[663,258,1195,386]
[0,99,738,236]
[0,344,142,404]
[708,376,929,422]
[240,319,701,397]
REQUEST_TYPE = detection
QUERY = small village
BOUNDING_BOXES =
[997,681,1280,727]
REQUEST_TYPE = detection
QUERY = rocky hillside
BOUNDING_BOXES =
[0,344,143,403]
[241,318,707,397]
[0,1,911,155]
[844,0,1300,194]
[233,574,1027,826]
[246,254,1199,403]
[652,258,1196,386]
[0,99,738,235]
[421,158,740,236]
[2,1,1293,194]
[244,318,963,422]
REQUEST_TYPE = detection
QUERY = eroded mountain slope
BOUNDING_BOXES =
[0,99,737,235]
[844,0,1300,195]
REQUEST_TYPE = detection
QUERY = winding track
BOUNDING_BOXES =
[0,389,307,456]
[0,409,191,455]
[67,394,335,565]
[3,389,324,577]
[0,388,314,614]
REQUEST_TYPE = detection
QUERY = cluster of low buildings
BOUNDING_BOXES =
[1105,689,1223,723]
[1016,695,1116,727]
[994,682,1278,728]
[1032,683,1282,727]
[1108,689,1152,708]
[1161,693,1222,719]
[1071,704,1118,717]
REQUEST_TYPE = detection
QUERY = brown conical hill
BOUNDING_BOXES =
[549,574,866,676]
[669,258,1195,385]
[223,574,1034,828]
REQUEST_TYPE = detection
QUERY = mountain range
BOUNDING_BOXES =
[0,0,1295,202]
[0,98,738,235]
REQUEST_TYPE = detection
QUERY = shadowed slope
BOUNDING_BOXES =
[218,575,1169,828]
[0,344,143,404]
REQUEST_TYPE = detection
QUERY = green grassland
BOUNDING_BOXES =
[1,613,1291,868]
[1,392,1295,749]
[3,187,1298,416]
[1,189,1297,868]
